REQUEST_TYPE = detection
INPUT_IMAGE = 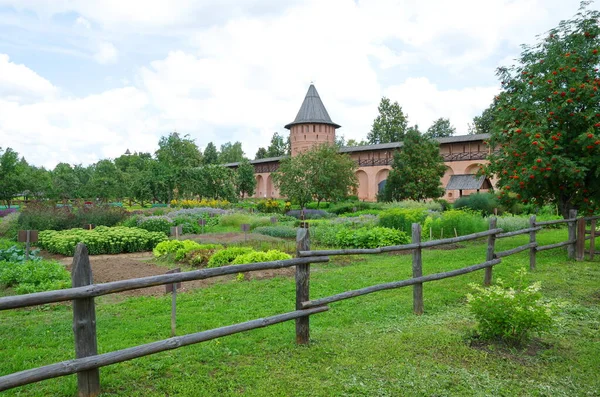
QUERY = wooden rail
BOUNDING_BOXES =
[1,209,594,395]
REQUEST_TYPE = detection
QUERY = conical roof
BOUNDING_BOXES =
[284,84,341,129]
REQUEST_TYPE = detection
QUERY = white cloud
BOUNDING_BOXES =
[0,54,57,103]
[75,16,91,30]
[94,42,118,64]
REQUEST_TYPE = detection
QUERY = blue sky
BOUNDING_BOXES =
[0,0,593,168]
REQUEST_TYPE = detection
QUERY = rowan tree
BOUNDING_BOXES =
[485,2,600,217]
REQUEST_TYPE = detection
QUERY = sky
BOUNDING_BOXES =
[0,0,594,169]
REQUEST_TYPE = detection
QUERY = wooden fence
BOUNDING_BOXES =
[0,211,597,395]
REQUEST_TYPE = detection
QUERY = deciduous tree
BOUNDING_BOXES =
[425,118,456,138]
[485,2,600,217]
[203,142,219,165]
[236,158,257,198]
[218,141,245,164]
[380,128,446,202]
[367,97,409,144]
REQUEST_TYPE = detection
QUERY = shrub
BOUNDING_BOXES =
[423,210,487,238]
[0,208,17,218]
[0,212,20,239]
[18,203,129,231]
[207,247,254,267]
[496,216,530,232]
[0,260,71,294]
[253,226,297,239]
[152,239,222,261]
[379,208,429,234]
[467,268,554,346]
[231,250,292,265]
[328,201,378,215]
[38,226,167,256]
[454,193,498,216]
[256,199,282,213]
[137,216,173,235]
[383,200,443,212]
[330,214,379,228]
[334,227,409,249]
[285,209,330,219]
[170,199,230,209]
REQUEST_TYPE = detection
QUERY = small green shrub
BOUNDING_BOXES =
[379,208,429,234]
[137,216,173,235]
[0,260,71,294]
[383,200,443,212]
[423,210,487,239]
[496,216,529,232]
[334,227,409,249]
[328,201,378,215]
[0,212,20,239]
[153,239,222,261]
[207,247,254,267]
[18,203,129,231]
[467,269,554,346]
[454,193,498,216]
[38,226,167,256]
[253,226,297,239]
[231,250,292,265]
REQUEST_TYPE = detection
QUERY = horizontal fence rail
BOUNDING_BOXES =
[301,259,501,309]
[0,256,329,311]
[0,306,329,391]
[1,208,595,396]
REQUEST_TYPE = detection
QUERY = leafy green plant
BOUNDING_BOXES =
[0,212,19,239]
[0,260,71,294]
[137,216,173,235]
[467,268,554,346]
[334,227,409,249]
[152,239,222,261]
[253,226,297,239]
[496,216,530,232]
[379,208,429,234]
[454,193,498,216]
[423,210,487,239]
[231,250,292,265]
[207,247,254,267]
[0,245,41,262]
[38,226,167,256]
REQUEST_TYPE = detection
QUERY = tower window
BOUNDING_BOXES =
[304,135,306,140]
[313,125,316,132]
[305,126,308,132]
[317,135,319,140]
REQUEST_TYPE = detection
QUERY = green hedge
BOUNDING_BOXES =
[38,226,167,256]
[379,208,429,234]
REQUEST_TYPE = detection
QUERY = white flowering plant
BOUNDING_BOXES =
[467,268,554,346]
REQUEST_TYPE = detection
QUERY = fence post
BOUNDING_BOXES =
[484,217,497,286]
[529,215,537,271]
[412,223,423,315]
[72,243,100,397]
[590,219,596,260]
[567,209,577,259]
[576,217,586,261]
[295,227,310,345]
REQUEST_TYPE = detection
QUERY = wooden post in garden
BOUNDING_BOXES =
[590,219,596,260]
[295,227,310,344]
[71,243,100,397]
[412,223,423,315]
[484,217,497,286]
[567,209,577,259]
[576,217,586,261]
[529,215,537,271]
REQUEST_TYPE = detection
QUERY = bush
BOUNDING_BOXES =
[285,209,330,219]
[38,226,167,256]
[454,193,498,216]
[0,260,71,294]
[137,216,173,235]
[0,208,17,218]
[0,212,20,239]
[467,269,554,346]
[496,216,529,232]
[334,227,409,249]
[207,247,254,267]
[256,199,283,213]
[379,208,429,234]
[383,200,443,212]
[328,201,378,215]
[253,226,297,239]
[231,250,292,265]
[18,203,129,231]
[153,239,223,261]
[423,210,487,239]
[170,199,230,209]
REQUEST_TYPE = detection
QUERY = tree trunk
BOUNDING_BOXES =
[558,195,575,219]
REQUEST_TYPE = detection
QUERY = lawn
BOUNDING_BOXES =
[0,229,598,396]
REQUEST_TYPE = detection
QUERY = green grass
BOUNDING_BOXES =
[0,229,599,396]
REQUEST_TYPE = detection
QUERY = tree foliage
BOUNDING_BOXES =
[255,147,268,160]
[203,142,219,165]
[485,2,600,217]
[274,144,358,207]
[425,118,456,138]
[469,104,495,135]
[236,158,257,198]
[380,129,446,202]
[367,97,408,144]
[0,147,25,206]
[218,141,245,164]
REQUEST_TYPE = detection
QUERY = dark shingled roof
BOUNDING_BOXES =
[285,84,341,129]
[338,133,490,154]
[446,174,492,190]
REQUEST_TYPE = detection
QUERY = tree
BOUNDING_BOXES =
[51,163,80,202]
[367,97,409,144]
[425,118,456,138]
[89,160,123,202]
[218,141,245,164]
[236,158,257,198]
[345,139,368,147]
[0,147,26,207]
[468,104,495,135]
[380,128,446,201]
[485,2,600,218]
[203,142,219,165]
[274,144,358,207]
[22,164,51,200]
[156,133,203,168]
[255,147,268,160]
[195,165,237,201]
[266,132,289,157]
